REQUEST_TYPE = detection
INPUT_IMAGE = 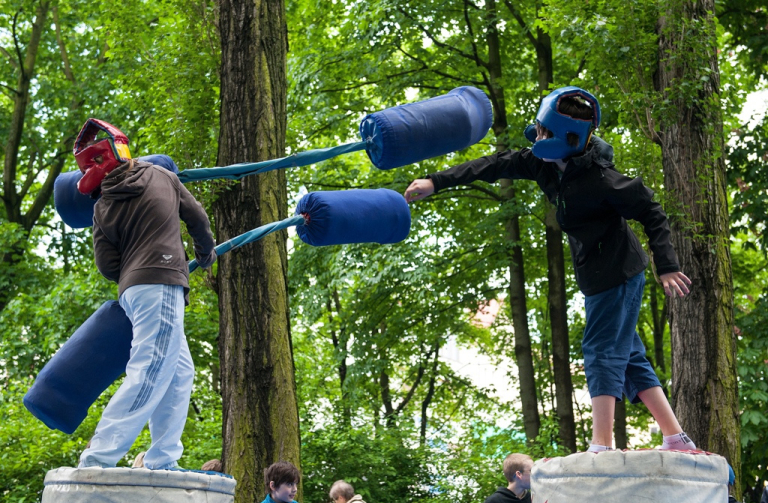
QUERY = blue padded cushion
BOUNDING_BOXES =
[138,154,179,174]
[23,301,133,434]
[359,86,493,170]
[295,189,411,246]
[53,155,179,229]
[53,170,97,229]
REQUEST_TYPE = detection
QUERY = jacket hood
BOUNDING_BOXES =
[100,160,154,201]
[567,135,615,174]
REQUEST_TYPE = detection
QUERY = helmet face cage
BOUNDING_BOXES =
[529,86,601,160]
[73,119,131,195]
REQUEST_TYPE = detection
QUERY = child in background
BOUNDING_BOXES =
[262,461,300,503]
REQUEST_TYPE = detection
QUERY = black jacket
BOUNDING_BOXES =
[484,487,531,503]
[427,138,680,296]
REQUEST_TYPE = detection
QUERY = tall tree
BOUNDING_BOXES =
[483,0,541,441]
[215,0,300,501]
[2,0,59,314]
[655,0,740,484]
[496,0,576,450]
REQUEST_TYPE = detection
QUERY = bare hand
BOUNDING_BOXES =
[403,179,435,203]
[659,271,692,298]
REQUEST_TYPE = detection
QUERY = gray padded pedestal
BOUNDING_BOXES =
[42,467,236,503]
[531,449,728,503]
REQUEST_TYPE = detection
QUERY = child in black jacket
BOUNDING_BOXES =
[404,87,695,452]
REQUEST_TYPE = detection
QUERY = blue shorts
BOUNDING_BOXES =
[582,272,661,403]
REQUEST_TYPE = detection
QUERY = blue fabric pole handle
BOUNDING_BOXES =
[188,215,306,273]
[177,141,367,183]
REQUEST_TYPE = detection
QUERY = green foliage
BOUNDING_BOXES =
[718,0,768,79]
[734,295,768,500]
[729,114,768,249]
[1,0,767,501]
[0,376,223,501]
[302,426,432,503]
[0,379,103,502]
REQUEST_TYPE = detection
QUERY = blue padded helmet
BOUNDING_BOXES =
[529,86,601,160]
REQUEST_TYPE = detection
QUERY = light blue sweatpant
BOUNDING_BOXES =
[79,284,194,470]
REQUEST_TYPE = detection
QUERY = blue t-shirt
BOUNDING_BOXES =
[261,494,298,503]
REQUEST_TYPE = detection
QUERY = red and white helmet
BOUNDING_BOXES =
[73,119,131,195]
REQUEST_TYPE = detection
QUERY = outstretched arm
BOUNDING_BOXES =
[404,148,542,203]
[403,178,435,203]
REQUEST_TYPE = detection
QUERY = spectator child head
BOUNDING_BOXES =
[502,452,534,493]
[265,461,300,503]
[329,480,355,503]
[201,459,223,472]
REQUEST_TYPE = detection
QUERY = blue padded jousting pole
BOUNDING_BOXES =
[177,141,368,183]
[54,86,493,229]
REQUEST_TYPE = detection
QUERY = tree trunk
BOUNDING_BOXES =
[656,0,739,489]
[420,341,440,445]
[535,24,576,452]
[545,204,576,452]
[614,397,628,449]
[486,0,540,441]
[327,290,350,423]
[649,278,669,395]
[215,0,299,501]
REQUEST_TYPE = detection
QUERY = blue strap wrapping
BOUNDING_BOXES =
[137,154,180,174]
[176,141,367,183]
[188,215,305,273]
[360,86,493,170]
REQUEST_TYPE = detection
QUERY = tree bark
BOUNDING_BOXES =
[655,0,739,489]
[215,0,299,501]
[545,204,576,452]
[420,341,440,444]
[534,23,576,453]
[486,0,540,441]
[328,289,350,422]
[614,397,628,449]
[649,278,669,395]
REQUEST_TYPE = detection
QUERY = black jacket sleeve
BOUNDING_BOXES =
[603,172,680,275]
[426,148,543,193]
